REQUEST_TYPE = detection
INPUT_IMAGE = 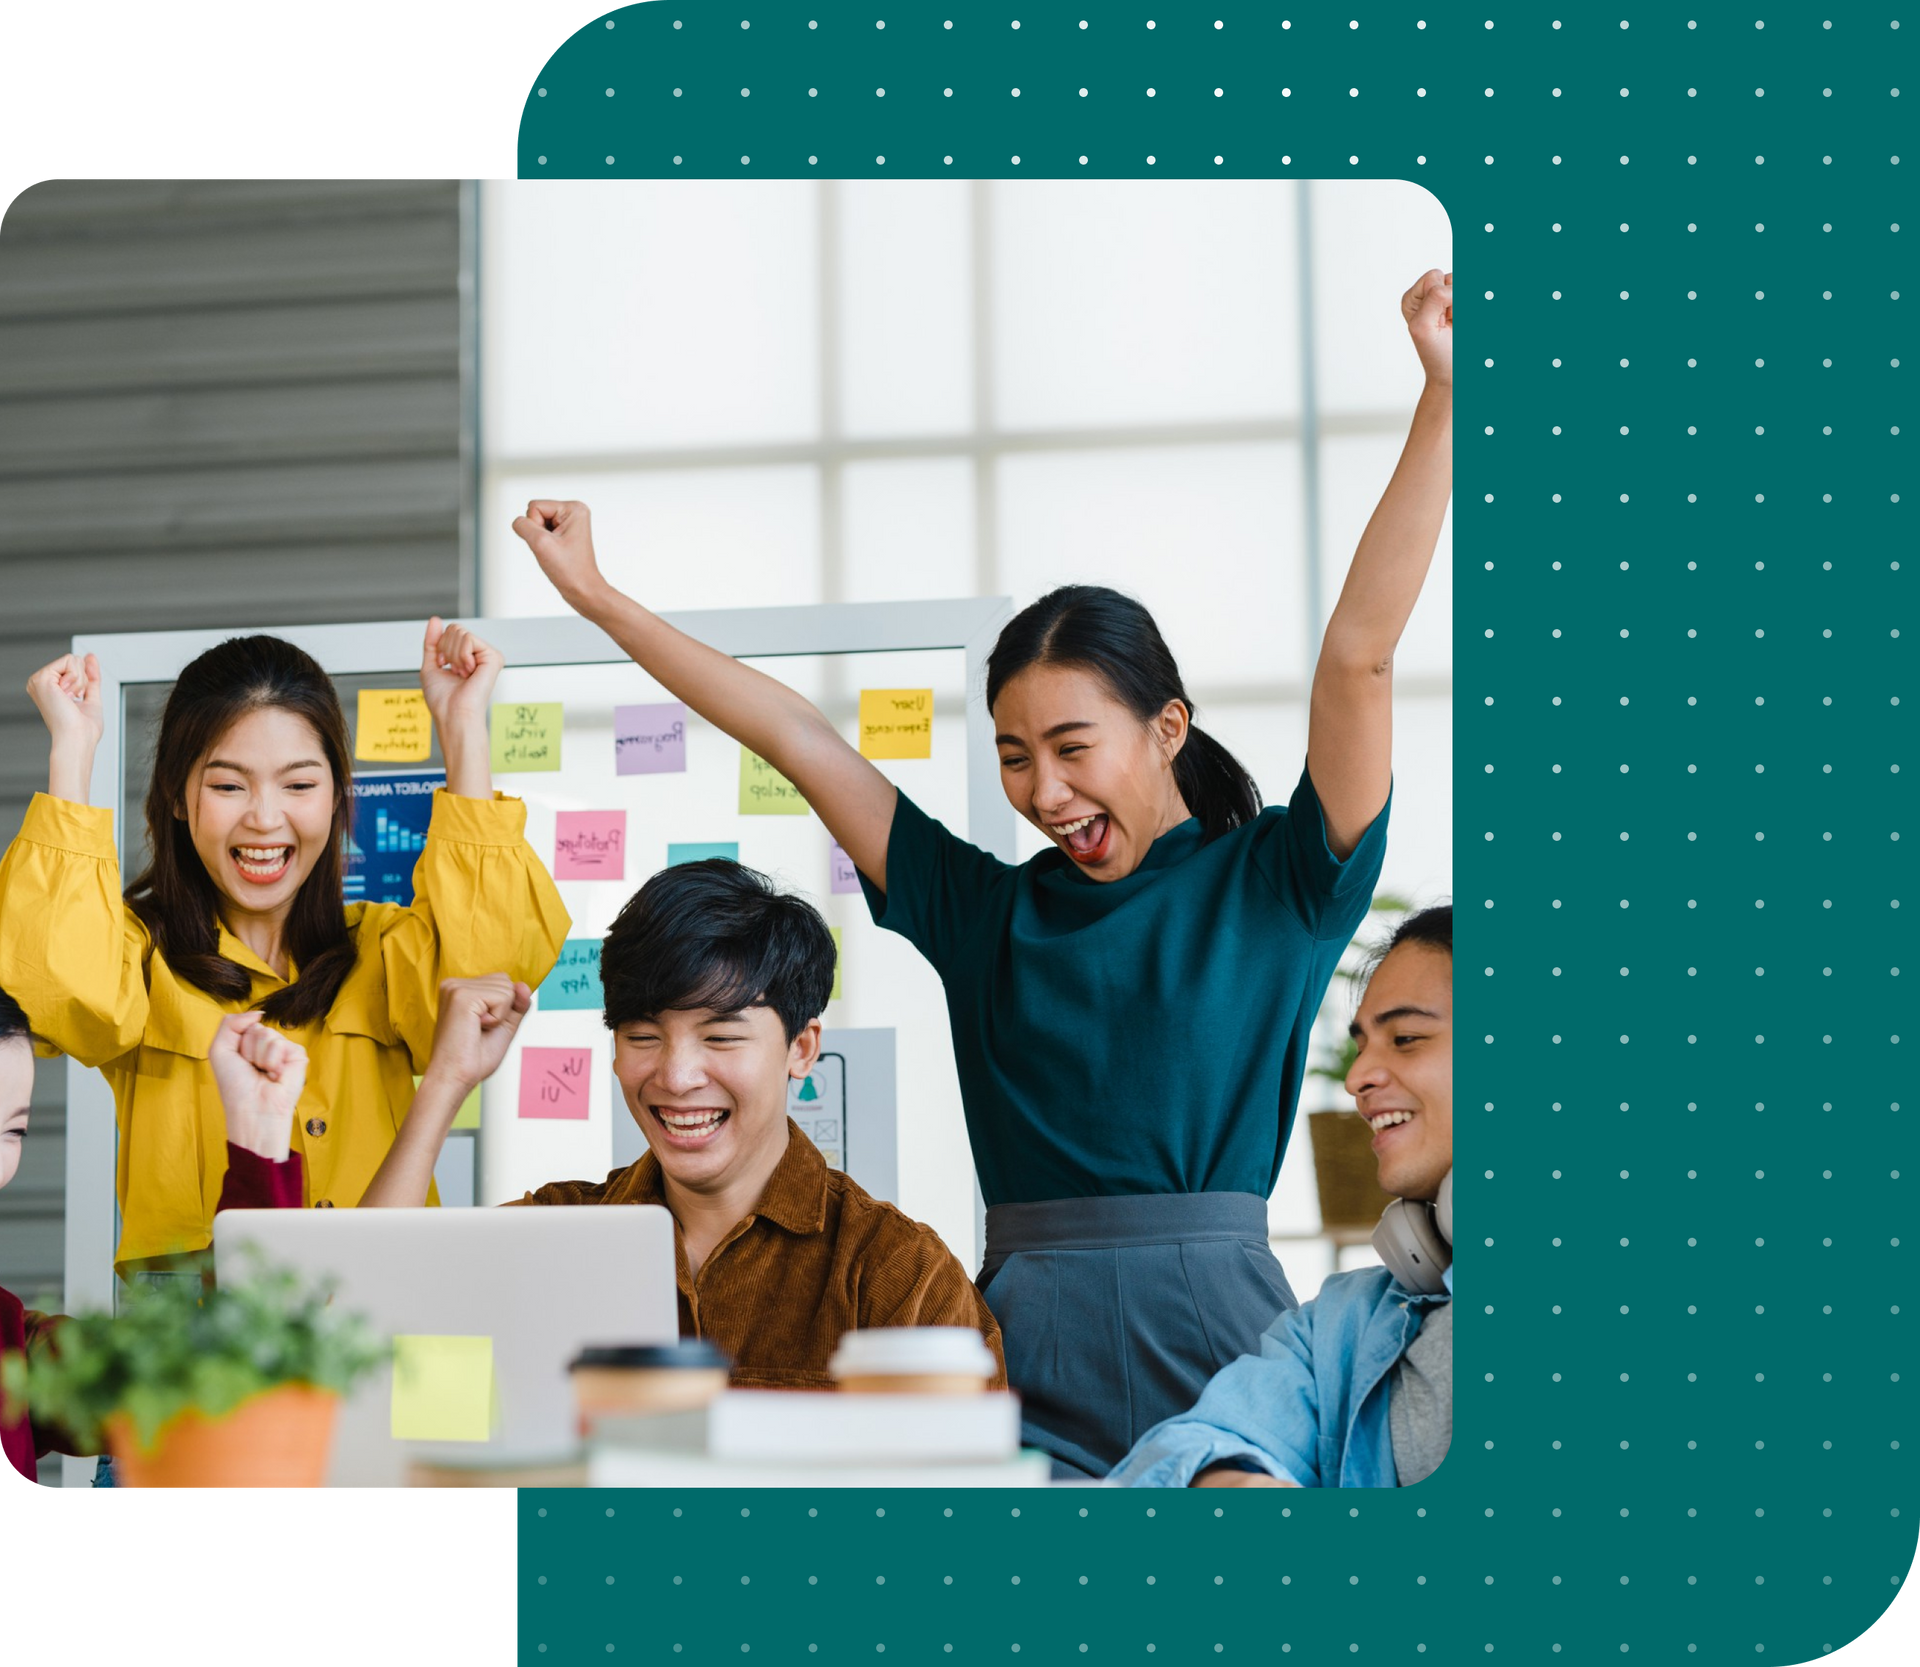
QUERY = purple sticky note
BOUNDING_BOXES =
[555,810,626,881]
[614,702,688,775]
[519,1047,593,1120]
[830,841,862,895]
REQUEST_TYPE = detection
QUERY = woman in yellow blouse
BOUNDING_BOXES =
[0,621,570,1275]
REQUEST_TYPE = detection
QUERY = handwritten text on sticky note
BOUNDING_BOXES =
[356,689,432,764]
[391,1334,495,1442]
[614,702,687,775]
[830,842,862,895]
[541,939,603,1011]
[858,689,933,760]
[555,810,626,881]
[490,703,562,773]
[519,1047,593,1120]
[668,842,739,868]
[739,749,808,816]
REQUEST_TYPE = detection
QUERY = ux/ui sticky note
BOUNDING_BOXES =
[739,749,808,815]
[669,841,739,867]
[356,689,431,764]
[830,842,862,895]
[490,702,562,772]
[541,939,603,1010]
[390,1334,495,1442]
[830,926,843,1001]
[414,1075,481,1129]
[520,1047,593,1120]
[555,810,626,881]
[858,689,934,760]
[614,702,688,775]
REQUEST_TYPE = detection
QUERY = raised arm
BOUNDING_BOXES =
[419,618,501,800]
[24,651,104,806]
[1305,269,1454,859]
[512,501,901,891]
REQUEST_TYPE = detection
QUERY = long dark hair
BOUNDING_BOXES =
[125,635,358,1029]
[984,585,1261,841]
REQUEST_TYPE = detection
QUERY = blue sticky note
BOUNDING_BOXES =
[668,842,740,868]
[540,938,604,1011]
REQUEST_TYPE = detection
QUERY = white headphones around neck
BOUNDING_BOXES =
[1371,1169,1453,1296]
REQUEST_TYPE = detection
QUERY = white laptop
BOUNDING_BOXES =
[213,1205,678,1486]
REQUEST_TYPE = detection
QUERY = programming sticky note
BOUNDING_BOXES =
[830,926,843,1001]
[490,703,562,772]
[614,702,688,775]
[414,1075,481,1129]
[555,810,626,881]
[356,689,432,764]
[668,841,739,868]
[830,842,862,895]
[739,749,808,815]
[390,1334,495,1442]
[858,689,934,760]
[520,1047,593,1120]
[541,938,603,1011]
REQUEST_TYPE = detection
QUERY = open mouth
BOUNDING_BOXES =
[1365,1109,1416,1149]
[231,845,294,885]
[649,1105,731,1148]
[1049,813,1111,864]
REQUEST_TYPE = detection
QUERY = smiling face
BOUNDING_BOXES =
[992,663,1193,882]
[614,1004,822,1198]
[182,706,338,929]
[1345,942,1453,1202]
[0,1039,33,1191]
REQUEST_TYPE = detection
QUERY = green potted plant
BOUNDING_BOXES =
[2,1257,381,1487]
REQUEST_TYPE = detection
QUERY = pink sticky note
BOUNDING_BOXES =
[830,841,862,895]
[519,1047,593,1120]
[614,702,688,775]
[555,810,627,881]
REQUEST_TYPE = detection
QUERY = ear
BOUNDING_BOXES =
[1155,698,1190,763]
[787,1016,824,1078]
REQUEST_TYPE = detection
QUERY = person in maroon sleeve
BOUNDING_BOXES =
[207,1009,309,1212]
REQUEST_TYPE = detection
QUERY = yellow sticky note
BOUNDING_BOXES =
[356,689,432,764]
[858,689,934,760]
[414,1076,480,1130]
[390,1334,495,1442]
[491,703,563,773]
[739,748,808,815]
[830,927,843,1002]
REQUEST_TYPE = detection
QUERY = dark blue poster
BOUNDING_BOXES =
[343,769,444,907]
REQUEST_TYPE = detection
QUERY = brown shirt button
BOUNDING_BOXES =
[305,1118,327,1138]
[316,1199,334,1209]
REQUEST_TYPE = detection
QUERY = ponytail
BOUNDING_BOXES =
[1171,721,1263,842]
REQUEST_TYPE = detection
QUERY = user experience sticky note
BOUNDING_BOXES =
[520,1046,593,1120]
[614,701,688,775]
[356,689,432,764]
[858,689,933,760]
[739,749,808,815]
[390,1334,495,1442]
[541,939,604,1011]
[830,927,843,1001]
[413,1075,481,1129]
[555,810,626,881]
[668,841,739,867]
[830,842,862,895]
[490,702,562,772]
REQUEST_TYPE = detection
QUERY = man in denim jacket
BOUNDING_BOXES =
[1108,907,1453,1489]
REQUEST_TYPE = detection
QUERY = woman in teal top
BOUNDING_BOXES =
[515,268,1454,1475]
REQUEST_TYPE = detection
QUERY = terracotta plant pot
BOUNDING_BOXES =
[105,1383,340,1487]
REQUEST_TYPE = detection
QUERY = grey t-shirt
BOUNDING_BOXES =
[1389,1298,1453,1486]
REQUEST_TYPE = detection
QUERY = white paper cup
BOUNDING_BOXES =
[829,1327,997,1394]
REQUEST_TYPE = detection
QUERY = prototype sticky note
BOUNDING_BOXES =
[355,689,432,764]
[830,841,862,895]
[541,938,603,1011]
[555,810,627,881]
[668,841,740,867]
[413,1074,481,1130]
[390,1334,495,1442]
[614,702,688,775]
[739,749,808,815]
[490,703,562,772]
[830,926,843,1002]
[520,1046,593,1120]
[858,689,934,760]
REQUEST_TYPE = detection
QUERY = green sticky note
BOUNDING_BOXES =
[668,841,739,867]
[391,1334,495,1442]
[414,1075,481,1129]
[490,702,563,773]
[739,748,808,815]
[830,926,843,1002]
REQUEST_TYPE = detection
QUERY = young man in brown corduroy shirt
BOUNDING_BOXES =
[358,858,1005,1391]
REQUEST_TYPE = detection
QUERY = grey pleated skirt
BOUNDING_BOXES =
[978,1192,1296,1479]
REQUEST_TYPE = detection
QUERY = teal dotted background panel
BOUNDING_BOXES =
[517,4,1910,1660]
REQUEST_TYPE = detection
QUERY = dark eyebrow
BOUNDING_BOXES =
[202,759,326,776]
[995,720,1097,747]
[1349,1004,1446,1039]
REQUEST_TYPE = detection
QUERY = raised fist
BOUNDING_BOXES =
[208,1011,308,1164]
[1401,268,1454,386]
[510,500,602,604]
